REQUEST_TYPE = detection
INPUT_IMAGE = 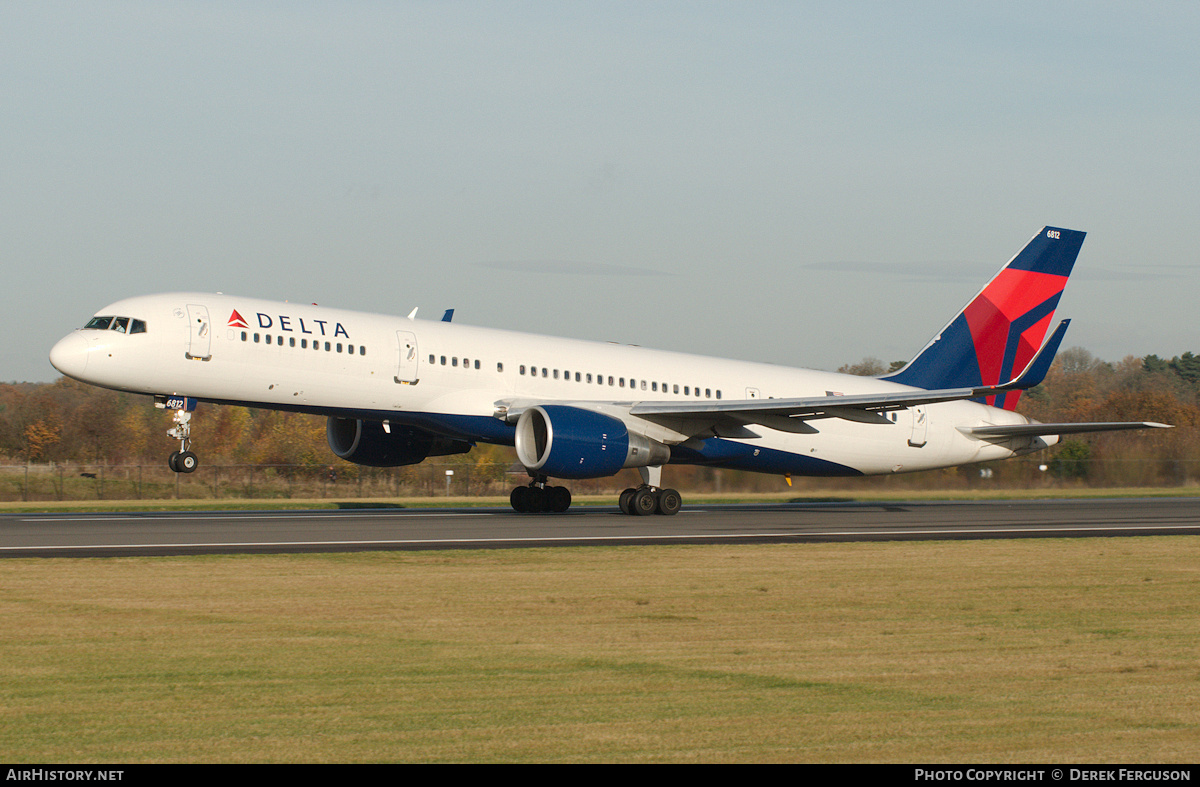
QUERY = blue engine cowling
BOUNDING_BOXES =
[327,417,472,467]
[514,405,669,479]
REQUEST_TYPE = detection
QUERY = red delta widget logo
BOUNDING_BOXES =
[227,309,349,338]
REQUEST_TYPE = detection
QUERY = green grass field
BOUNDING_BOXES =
[3,537,1198,762]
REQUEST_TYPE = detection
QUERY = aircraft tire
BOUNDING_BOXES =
[548,486,572,513]
[632,488,658,516]
[178,451,198,473]
[655,489,682,516]
[619,488,637,515]
[168,452,181,473]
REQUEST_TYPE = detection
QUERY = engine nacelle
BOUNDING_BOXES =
[514,405,670,480]
[327,417,471,467]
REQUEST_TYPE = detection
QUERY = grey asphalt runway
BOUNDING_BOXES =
[3,497,1200,558]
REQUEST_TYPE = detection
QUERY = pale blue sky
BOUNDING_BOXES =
[4,2,1198,382]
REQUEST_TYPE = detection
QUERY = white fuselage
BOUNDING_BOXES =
[49,292,1050,478]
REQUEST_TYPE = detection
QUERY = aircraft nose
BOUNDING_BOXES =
[49,332,89,378]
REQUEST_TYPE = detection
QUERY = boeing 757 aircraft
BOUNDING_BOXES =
[49,227,1166,514]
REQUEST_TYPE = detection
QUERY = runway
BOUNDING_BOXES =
[3,497,1200,557]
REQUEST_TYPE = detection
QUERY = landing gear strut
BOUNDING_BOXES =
[159,397,199,474]
[510,474,572,513]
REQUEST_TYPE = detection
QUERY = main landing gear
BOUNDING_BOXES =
[618,485,682,516]
[617,465,681,516]
[510,475,572,513]
[508,466,682,515]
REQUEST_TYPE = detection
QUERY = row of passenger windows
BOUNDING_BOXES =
[517,364,721,398]
[430,354,491,370]
[428,350,721,398]
[83,316,147,334]
[238,333,722,399]
[240,331,367,356]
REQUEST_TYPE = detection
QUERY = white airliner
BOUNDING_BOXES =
[49,227,1166,514]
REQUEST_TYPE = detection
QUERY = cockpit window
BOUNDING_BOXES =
[83,315,147,333]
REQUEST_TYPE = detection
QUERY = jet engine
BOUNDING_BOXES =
[514,405,669,479]
[327,417,472,467]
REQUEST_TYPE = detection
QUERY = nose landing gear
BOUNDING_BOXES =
[158,396,199,473]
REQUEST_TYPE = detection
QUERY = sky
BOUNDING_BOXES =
[4,2,1199,383]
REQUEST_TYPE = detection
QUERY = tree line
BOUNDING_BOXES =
[3,348,1198,489]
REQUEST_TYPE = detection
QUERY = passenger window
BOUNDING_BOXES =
[497,362,503,372]
[325,341,331,351]
[290,337,296,347]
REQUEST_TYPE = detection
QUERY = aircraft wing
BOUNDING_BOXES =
[628,319,1074,430]
[626,392,1171,441]
[961,422,1172,438]
[497,320,1168,441]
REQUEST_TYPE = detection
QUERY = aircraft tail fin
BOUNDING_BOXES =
[882,226,1085,410]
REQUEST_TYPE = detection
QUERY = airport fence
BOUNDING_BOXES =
[1,456,1197,503]
[0,461,520,503]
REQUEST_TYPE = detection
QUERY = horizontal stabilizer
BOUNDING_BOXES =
[961,422,1172,438]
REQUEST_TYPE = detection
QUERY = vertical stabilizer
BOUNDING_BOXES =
[882,227,1085,410]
